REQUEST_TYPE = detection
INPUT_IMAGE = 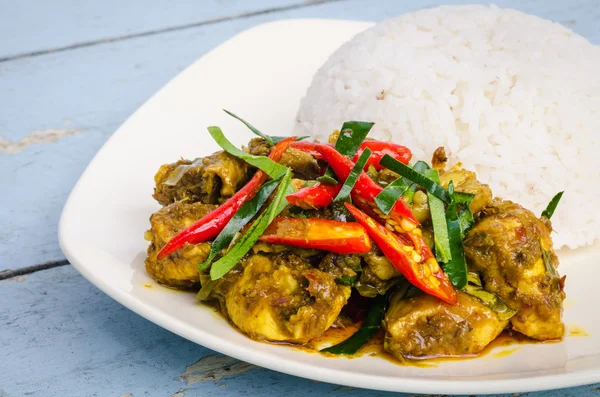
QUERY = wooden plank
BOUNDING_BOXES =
[0,0,312,60]
[1,0,598,271]
[0,265,597,397]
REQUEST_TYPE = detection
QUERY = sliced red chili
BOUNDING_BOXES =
[352,141,411,170]
[157,136,296,259]
[291,140,411,171]
[286,182,342,209]
[345,203,457,305]
[314,144,418,224]
[258,217,372,254]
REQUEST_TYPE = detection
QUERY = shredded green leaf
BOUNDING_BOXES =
[540,239,560,279]
[401,162,430,202]
[223,110,308,145]
[542,191,564,219]
[334,148,372,203]
[198,179,280,271]
[316,174,339,185]
[322,121,374,182]
[454,192,475,205]
[208,126,288,179]
[458,206,475,237]
[336,275,358,286]
[443,182,468,289]
[335,121,374,157]
[209,169,294,280]
[374,177,411,215]
[379,155,451,203]
[321,293,387,355]
[424,168,452,263]
[412,161,430,173]
[463,283,516,321]
[196,279,218,301]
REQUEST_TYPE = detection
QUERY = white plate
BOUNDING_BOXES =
[59,19,600,395]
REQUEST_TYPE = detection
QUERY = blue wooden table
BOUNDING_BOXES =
[1,1,599,396]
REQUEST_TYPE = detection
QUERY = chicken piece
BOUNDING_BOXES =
[218,253,350,343]
[355,247,402,298]
[247,137,321,180]
[246,137,272,157]
[439,166,493,214]
[384,292,508,360]
[464,199,565,340]
[145,201,216,289]
[279,147,322,180]
[153,151,249,206]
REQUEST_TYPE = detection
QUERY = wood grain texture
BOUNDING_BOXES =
[0,0,322,60]
[1,0,599,271]
[2,2,600,394]
[0,265,598,397]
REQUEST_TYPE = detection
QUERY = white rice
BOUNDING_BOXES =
[295,5,600,249]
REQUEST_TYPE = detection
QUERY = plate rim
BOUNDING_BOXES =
[58,18,599,395]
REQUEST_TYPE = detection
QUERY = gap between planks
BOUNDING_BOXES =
[0,0,343,63]
[0,259,70,281]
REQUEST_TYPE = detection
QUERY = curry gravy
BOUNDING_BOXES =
[200,294,567,366]
[292,323,561,367]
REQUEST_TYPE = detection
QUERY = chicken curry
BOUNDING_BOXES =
[144,116,565,362]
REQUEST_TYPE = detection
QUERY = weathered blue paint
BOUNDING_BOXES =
[0,265,598,397]
[0,0,309,60]
[1,0,599,270]
[1,1,600,395]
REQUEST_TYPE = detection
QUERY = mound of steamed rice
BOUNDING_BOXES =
[295,5,600,249]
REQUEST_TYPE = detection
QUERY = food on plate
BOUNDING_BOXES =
[296,5,600,249]
[464,200,565,340]
[144,114,566,362]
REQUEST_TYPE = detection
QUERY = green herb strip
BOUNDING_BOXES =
[402,161,430,202]
[443,182,468,289]
[540,239,560,279]
[322,121,374,181]
[334,148,372,203]
[463,284,516,321]
[424,168,452,263]
[542,191,564,219]
[335,121,374,157]
[198,179,280,271]
[375,161,431,214]
[336,275,358,287]
[321,293,387,355]
[208,126,288,179]
[412,161,430,173]
[375,177,411,215]
[223,110,308,145]
[196,279,218,301]
[379,155,451,203]
[209,169,294,280]
[454,191,475,205]
[458,206,475,237]
[316,174,339,185]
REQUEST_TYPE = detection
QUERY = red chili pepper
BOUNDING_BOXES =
[258,217,372,254]
[286,182,342,209]
[345,203,457,305]
[291,140,411,171]
[157,137,296,259]
[314,144,418,224]
[352,141,411,171]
